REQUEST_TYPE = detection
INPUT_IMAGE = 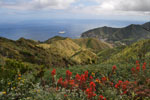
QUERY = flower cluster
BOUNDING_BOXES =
[51,69,56,82]
[131,61,147,73]
[50,61,150,99]
[85,82,96,99]
[115,80,129,95]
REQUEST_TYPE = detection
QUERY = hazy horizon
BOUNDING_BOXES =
[0,0,150,41]
[0,19,147,41]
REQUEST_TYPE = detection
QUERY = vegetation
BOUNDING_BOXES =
[105,39,150,63]
[1,32,150,100]
[0,59,150,100]
[0,36,112,67]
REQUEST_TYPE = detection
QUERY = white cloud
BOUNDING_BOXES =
[0,0,76,10]
[95,0,150,12]
[71,0,150,17]
[0,0,149,20]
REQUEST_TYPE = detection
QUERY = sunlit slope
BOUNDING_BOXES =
[0,36,113,67]
[73,38,113,53]
[106,39,150,63]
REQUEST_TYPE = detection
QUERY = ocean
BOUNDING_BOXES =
[0,19,145,41]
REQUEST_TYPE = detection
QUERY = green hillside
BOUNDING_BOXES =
[0,37,76,67]
[97,46,126,63]
[45,36,67,43]
[105,39,150,63]
[0,36,112,67]
[73,38,113,53]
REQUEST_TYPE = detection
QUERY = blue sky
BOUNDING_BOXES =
[0,0,150,22]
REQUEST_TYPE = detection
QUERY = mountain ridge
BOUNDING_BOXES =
[81,22,150,45]
[0,36,112,67]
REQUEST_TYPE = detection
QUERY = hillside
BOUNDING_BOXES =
[73,38,113,53]
[0,36,112,67]
[81,22,150,45]
[97,46,126,63]
[0,37,76,67]
[104,39,150,63]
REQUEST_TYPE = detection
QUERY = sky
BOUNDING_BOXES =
[0,0,150,22]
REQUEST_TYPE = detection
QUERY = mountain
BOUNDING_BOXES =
[81,22,150,45]
[142,22,150,31]
[0,36,112,67]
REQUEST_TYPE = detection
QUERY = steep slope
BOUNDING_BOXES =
[97,46,126,63]
[38,38,81,57]
[40,37,102,64]
[1,36,111,67]
[81,22,150,45]
[81,26,120,42]
[73,38,113,53]
[70,49,98,64]
[106,39,150,63]
[0,37,76,67]
[142,22,150,31]
[112,24,150,44]
[45,36,113,53]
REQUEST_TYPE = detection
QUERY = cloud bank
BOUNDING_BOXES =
[99,0,150,12]
[0,0,149,19]
[0,0,76,10]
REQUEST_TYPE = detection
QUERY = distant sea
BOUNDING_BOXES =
[0,19,146,41]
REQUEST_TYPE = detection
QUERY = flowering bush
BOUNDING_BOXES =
[0,61,150,100]
[49,61,150,100]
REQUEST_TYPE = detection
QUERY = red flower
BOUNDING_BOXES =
[118,80,123,84]
[69,80,75,86]
[131,67,135,73]
[51,69,56,76]
[57,77,63,85]
[90,82,96,91]
[99,95,106,100]
[136,66,140,71]
[112,65,117,70]
[90,82,96,87]
[81,74,86,83]
[142,62,146,71]
[134,81,137,85]
[122,85,127,90]
[136,60,139,64]
[75,74,81,81]
[90,75,93,80]
[66,70,72,80]
[51,69,56,82]
[123,91,127,94]
[121,91,127,95]
[62,80,68,88]
[84,71,88,79]
[64,94,67,97]
[99,95,103,99]
[86,88,90,94]
[102,77,107,82]
[86,88,96,99]
[115,84,119,88]
[123,80,129,85]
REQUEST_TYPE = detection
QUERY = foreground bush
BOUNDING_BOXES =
[50,61,150,100]
[0,61,150,100]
